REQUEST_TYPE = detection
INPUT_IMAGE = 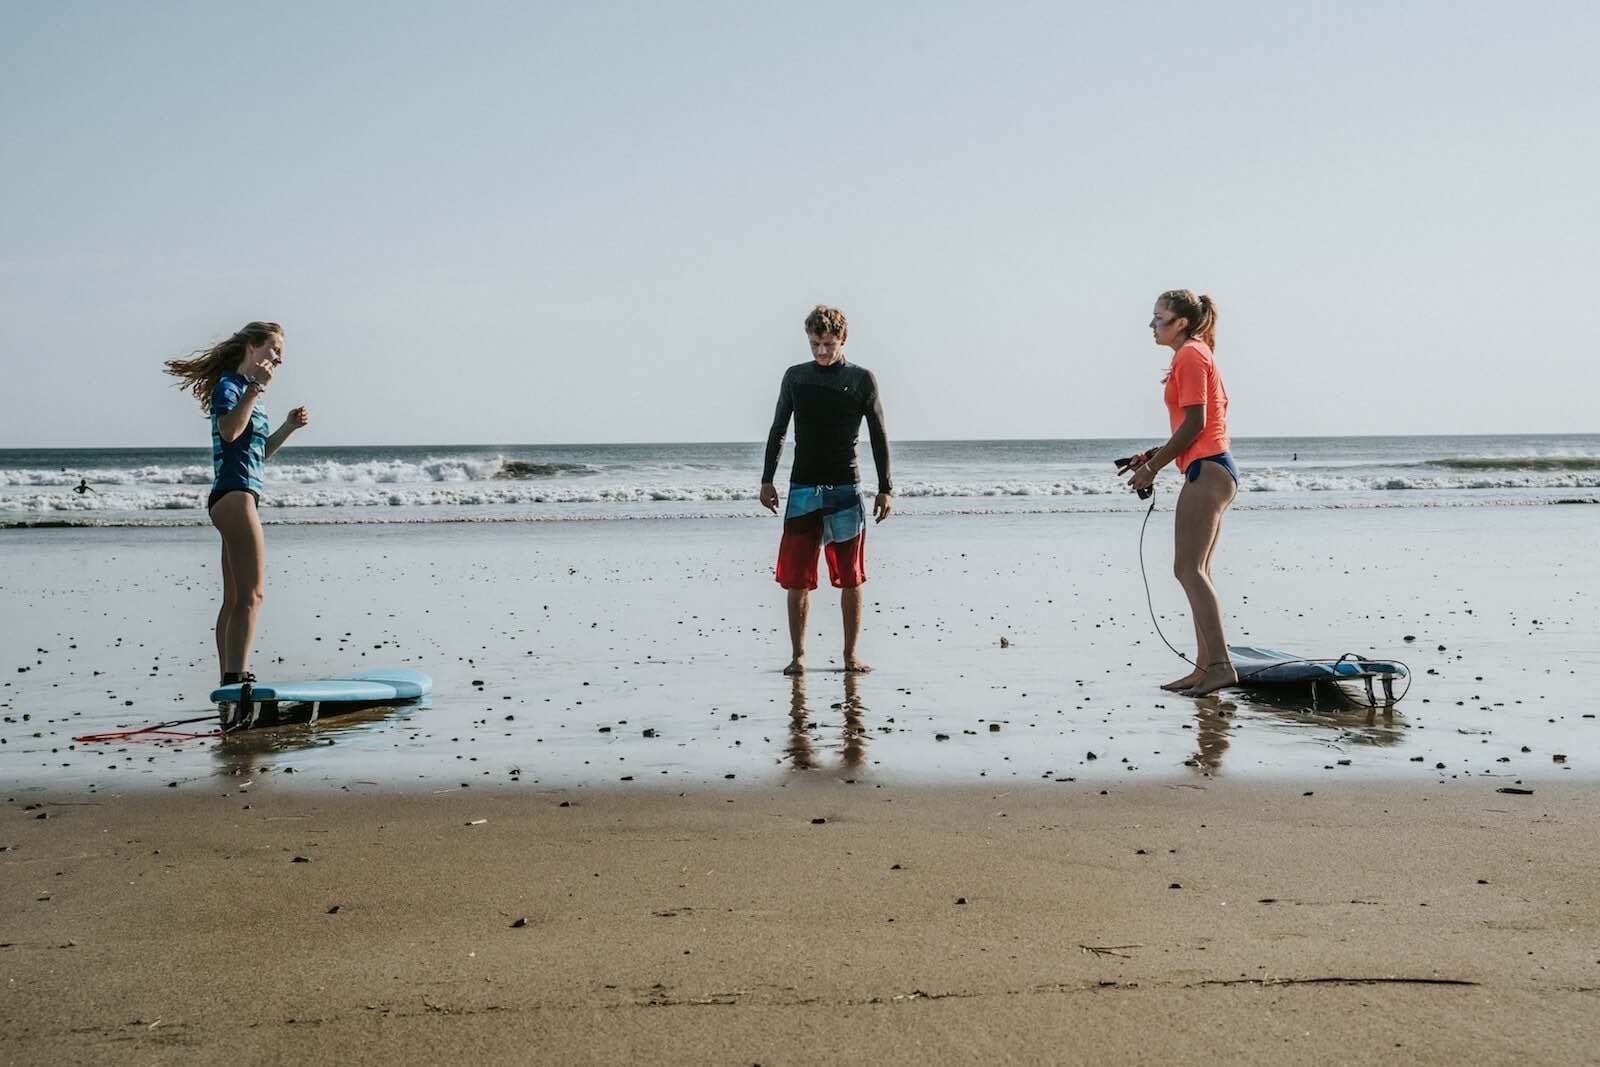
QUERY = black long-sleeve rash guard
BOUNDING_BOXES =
[761,360,892,496]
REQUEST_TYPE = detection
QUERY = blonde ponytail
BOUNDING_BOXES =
[1157,290,1217,351]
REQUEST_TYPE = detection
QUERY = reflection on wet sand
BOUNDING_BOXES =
[784,673,868,774]
[1187,683,1406,775]
[211,703,423,780]
[1187,701,1234,774]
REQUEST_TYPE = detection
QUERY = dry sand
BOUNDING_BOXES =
[4,779,1598,1064]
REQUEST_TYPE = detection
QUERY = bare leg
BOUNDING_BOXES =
[215,538,236,680]
[1173,479,1222,681]
[1173,463,1237,696]
[784,588,808,674]
[210,492,265,676]
[1163,494,1227,691]
[841,586,870,672]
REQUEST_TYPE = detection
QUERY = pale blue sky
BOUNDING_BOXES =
[2,1,1595,447]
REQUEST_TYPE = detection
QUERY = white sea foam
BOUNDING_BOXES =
[5,441,1600,524]
[0,456,517,487]
[5,470,1600,517]
[8,449,1600,495]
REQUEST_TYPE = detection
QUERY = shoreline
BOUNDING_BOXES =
[4,779,1597,1064]
[5,493,1600,531]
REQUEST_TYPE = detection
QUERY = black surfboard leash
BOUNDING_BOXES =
[1132,486,1412,702]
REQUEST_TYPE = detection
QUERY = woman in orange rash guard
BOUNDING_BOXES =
[1125,289,1238,696]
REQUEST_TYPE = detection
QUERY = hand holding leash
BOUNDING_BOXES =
[1115,450,1158,499]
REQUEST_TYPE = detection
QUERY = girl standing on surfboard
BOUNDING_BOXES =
[1123,291,1238,697]
[164,322,309,688]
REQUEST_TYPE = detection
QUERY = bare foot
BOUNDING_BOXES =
[1161,669,1206,692]
[783,658,805,675]
[843,658,873,674]
[1187,663,1239,697]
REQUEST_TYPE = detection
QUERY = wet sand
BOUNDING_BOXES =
[4,780,1598,1064]
[2,506,1596,791]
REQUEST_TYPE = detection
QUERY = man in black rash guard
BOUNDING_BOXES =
[759,305,892,675]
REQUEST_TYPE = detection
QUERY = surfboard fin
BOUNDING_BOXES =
[219,676,260,732]
[236,682,258,731]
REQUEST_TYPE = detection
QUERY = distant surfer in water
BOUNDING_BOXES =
[163,322,309,685]
[760,305,892,674]
[1123,291,1238,696]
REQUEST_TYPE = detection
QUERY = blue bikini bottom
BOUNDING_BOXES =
[1184,451,1239,485]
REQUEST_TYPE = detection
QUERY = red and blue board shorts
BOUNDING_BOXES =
[776,484,866,590]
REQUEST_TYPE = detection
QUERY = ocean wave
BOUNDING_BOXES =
[0,457,736,488]
[1421,455,1600,472]
[0,455,522,488]
[0,464,216,487]
[492,460,601,479]
[9,452,1600,494]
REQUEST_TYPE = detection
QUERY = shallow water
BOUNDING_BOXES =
[1,506,1595,794]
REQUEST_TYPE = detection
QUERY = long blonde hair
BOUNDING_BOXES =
[163,322,282,413]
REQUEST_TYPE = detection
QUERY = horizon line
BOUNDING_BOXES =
[2,430,1598,452]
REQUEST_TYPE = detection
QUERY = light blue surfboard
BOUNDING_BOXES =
[339,667,431,700]
[210,667,431,705]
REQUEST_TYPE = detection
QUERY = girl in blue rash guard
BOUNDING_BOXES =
[164,322,309,686]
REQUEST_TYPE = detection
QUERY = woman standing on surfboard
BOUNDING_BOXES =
[164,322,309,688]
[1124,291,1238,696]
